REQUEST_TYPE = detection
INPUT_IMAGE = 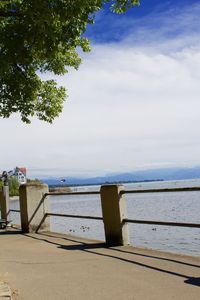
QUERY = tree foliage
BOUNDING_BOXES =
[9,176,20,196]
[0,178,3,189]
[0,0,140,123]
[27,178,42,184]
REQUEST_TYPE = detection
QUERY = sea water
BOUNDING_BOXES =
[10,179,200,256]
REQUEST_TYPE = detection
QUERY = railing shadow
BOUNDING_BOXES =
[24,232,200,287]
[38,232,200,269]
[110,247,200,269]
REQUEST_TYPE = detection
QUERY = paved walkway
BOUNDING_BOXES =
[0,230,199,300]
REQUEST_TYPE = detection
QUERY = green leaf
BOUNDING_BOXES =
[0,0,140,123]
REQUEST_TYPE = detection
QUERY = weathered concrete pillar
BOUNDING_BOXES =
[0,186,10,221]
[19,183,50,233]
[100,185,129,246]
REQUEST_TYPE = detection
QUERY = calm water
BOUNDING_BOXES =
[10,179,200,256]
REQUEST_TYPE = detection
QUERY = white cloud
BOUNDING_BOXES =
[1,5,200,178]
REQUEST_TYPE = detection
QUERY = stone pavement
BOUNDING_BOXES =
[0,230,199,300]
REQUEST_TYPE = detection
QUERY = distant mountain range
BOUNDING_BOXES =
[41,166,200,186]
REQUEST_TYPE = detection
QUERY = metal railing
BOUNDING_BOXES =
[35,191,102,232]
[9,186,200,232]
[121,187,200,228]
[121,186,200,194]
[46,191,100,196]
[6,209,20,219]
[9,209,20,213]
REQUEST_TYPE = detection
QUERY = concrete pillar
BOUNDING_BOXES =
[100,185,129,246]
[0,186,10,221]
[19,183,50,233]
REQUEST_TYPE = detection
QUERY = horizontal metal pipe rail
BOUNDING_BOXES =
[9,209,20,213]
[46,212,103,221]
[121,187,200,194]
[47,191,100,196]
[36,212,102,233]
[123,219,200,228]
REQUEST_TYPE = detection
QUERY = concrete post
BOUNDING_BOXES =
[100,185,129,246]
[19,183,50,233]
[0,186,10,221]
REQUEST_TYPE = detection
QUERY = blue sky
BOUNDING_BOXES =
[1,0,200,178]
[86,0,199,44]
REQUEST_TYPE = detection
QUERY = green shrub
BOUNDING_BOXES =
[9,177,20,197]
[27,178,42,184]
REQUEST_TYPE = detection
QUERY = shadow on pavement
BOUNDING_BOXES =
[184,277,200,287]
[24,232,200,287]
[38,232,200,269]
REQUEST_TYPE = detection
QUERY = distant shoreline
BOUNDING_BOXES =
[48,179,164,188]
[9,179,164,199]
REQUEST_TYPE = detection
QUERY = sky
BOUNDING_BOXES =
[1,0,200,178]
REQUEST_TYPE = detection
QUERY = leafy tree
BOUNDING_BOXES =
[0,0,140,123]
[9,176,20,196]
[0,179,3,190]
